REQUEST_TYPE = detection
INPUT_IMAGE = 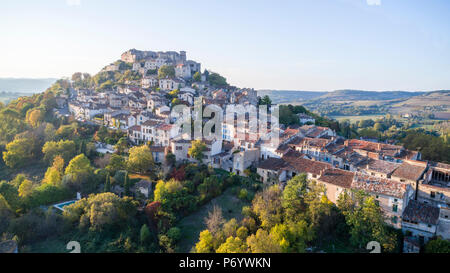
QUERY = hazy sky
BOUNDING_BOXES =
[1,0,450,91]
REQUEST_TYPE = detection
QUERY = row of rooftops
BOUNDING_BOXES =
[257,152,403,196]
[257,152,446,226]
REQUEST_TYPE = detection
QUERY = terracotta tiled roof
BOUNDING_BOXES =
[352,173,407,198]
[365,159,401,175]
[156,123,173,131]
[291,137,331,149]
[142,120,162,127]
[275,144,291,154]
[282,153,331,176]
[391,161,427,182]
[257,158,288,171]
[171,139,191,144]
[128,125,141,132]
[402,200,440,225]
[346,139,407,158]
[318,168,355,188]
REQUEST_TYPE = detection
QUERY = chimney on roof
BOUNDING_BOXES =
[344,140,349,147]
[378,143,382,151]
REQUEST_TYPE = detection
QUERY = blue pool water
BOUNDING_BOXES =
[54,200,77,211]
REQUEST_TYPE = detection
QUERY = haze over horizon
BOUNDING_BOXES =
[1,0,450,91]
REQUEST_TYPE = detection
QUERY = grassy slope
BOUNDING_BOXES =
[176,188,249,253]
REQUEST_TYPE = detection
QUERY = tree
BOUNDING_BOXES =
[252,186,283,229]
[0,193,12,234]
[270,221,313,253]
[188,140,207,162]
[281,174,308,221]
[165,152,176,167]
[246,229,282,253]
[207,72,227,86]
[223,218,239,238]
[167,227,182,243]
[124,173,130,196]
[42,140,77,165]
[94,126,108,142]
[43,156,65,187]
[338,190,398,252]
[0,194,11,212]
[3,138,35,168]
[205,205,225,235]
[217,237,247,253]
[106,154,126,175]
[158,65,175,79]
[115,137,128,154]
[140,224,151,244]
[104,173,111,192]
[65,154,94,182]
[236,226,249,241]
[424,238,450,253]
[71,72,83,82]
[198,176,222,201]
[374,123,383,132]
[127,145,154,174]
[18,179,34,198]
[193,71,202,82]
[195,230,214,253]
[63,192,138,232]
[44,123,56,141]
[260,95,272,106]
[153,179,196,214]
[25,108,44,128]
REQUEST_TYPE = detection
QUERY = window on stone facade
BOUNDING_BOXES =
[392,216,397,224]
[430,191,436,198]
[393,204,398,212]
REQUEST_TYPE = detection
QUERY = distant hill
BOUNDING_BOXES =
[0,78,57,93]
[315,90,426,101]
[258,89,449,116]
[390,90,450,114]
[257,90,325,104]
[258,89,426,105]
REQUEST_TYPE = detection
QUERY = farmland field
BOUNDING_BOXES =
[330,114,386,123]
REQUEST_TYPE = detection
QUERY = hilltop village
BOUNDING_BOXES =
[49,49,450,253]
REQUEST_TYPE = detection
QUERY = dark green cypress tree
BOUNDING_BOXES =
[124,173,130,196]
[104,173,111,192]
[79,140,86,155]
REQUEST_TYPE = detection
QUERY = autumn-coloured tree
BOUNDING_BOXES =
[25,108,44,128]
[127,145,154,174]
[188,140,207,162]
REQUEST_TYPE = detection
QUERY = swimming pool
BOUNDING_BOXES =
[53,200,77,211]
